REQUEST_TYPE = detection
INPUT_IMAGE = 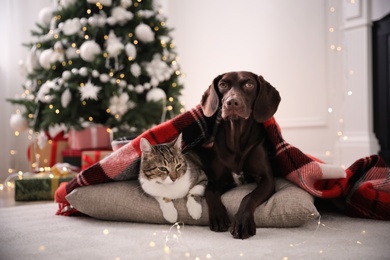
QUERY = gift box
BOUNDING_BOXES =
[111,136,136,151]
[27,132,68,172]
[68,125,111,150]
[81,150,112,170]
[62,148,82,168]
[15,173,75,201]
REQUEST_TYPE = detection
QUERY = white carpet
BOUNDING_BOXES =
[1,202,389,260]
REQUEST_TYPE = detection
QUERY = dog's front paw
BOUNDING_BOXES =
[230,211,256,239]
[186,196,202,220]
[208,206,230,232]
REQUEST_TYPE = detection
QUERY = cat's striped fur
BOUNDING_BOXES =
[139,133,207,223]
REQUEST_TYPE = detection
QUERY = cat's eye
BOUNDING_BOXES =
[175,163,182,169]
[158,167,168,172]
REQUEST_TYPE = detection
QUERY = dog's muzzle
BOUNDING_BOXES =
[222,95,249,120]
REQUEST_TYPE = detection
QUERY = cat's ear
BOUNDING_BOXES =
[173,133,183,151]
[140,138,152,153]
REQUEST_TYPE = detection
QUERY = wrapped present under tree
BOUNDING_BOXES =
[68,124,111,150]
[62,148,82,168]
[15,164,76,201]
[27,132,68,172]
[81,150,112,170]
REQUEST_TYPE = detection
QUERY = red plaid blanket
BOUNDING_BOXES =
[55,105,390,220]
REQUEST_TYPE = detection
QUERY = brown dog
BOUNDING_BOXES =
[200,71,281,239]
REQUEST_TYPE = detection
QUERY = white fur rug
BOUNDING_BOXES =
[1,201,389,260]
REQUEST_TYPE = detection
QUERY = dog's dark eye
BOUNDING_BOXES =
[244,82,255,89]
[218,82,228,89]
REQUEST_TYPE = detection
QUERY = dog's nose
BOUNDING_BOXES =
[226,96,240,108]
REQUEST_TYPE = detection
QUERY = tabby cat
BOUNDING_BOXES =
[139,133,208,223]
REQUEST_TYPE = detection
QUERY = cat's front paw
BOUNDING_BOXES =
[163,208,178,223]
[187,196,202,220]
[159,199,178,223]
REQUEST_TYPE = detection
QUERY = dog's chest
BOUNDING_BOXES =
[213,122,265,173]
[217,148,245,173]
[214,138,257,174]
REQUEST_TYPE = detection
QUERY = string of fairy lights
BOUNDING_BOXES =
[324,0,358,167]
[1,2,376,260]
[3,2,359,180]
[30,3,184,122]
[3,0,187,190]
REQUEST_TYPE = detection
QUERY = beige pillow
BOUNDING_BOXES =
[66,178,319,227]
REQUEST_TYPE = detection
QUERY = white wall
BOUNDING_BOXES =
[1,0,52,182]
[166,0,343,162]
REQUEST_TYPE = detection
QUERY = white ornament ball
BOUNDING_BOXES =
[146,88,166,102]
[98,16,107,27]
[135,84,144,94]
[65,47,78,59]
[61,88,72,108]
[135,23,155,43]
[38,7,54,26]
[150,77,159,87]
[99,73,110,83]
[121,0,132,8]
[130,63,141,77]
[106,17,116,26]
[62,70,72,80]
[79,40,102,62]
[59,0,77,8]
[71,68,79,74]
[53,41,63,51]
[125,43,137,59]
[92,70,100,78]
[80,17,88,26]
[79,67,88,77]
[143,82,151,90]
[39,49,54,70]
[88,16,98,27]
[10,114,29,132]
[119,80,127,88]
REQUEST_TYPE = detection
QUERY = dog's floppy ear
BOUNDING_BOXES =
[201,74,223,117]
[253,75,281,123]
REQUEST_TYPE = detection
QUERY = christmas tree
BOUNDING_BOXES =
[8,0,184,138]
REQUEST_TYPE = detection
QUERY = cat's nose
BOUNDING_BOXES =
[170,174,177,182]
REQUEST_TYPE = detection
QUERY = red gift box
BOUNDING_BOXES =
[62,148,82,168]
[27,132,68,171]
[81,150,112,170]
[68,125,111,150]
